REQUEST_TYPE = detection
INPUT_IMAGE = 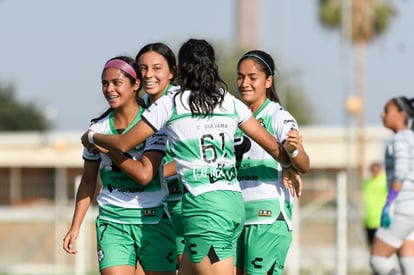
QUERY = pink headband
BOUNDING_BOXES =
[104,59,137,79]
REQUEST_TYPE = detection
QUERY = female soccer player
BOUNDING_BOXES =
[370,96,414,275]
[81,39,299,275]
[136,42,185,268]
[234,50,310,275]
[63,56,176,275]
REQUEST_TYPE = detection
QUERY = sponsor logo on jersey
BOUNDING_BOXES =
[283,119,296,125]
[192,163,237,183]
[106,183,145,193]
[237,175,259,181]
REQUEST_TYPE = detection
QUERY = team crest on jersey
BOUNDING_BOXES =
[257,118,265,128]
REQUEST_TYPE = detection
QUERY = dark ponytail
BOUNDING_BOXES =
[177,39,228,117]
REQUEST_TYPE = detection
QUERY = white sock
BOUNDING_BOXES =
[370,255,401,275]
[399,257,414,275]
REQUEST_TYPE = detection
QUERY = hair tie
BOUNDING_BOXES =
[242,54,273,75]
[104,59,137,79]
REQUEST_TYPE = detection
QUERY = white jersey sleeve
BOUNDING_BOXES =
[234,97,253,126]
[272,105,299,143]
[142,91,175,131]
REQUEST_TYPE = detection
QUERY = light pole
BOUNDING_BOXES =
[338,0,352,274]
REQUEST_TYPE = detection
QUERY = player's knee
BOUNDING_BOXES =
[370,255,400,275]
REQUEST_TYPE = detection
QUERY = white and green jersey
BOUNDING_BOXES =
[142,89,252,196]
[235,99,298,229]
[143,86,182,202]
[83,109,168,224]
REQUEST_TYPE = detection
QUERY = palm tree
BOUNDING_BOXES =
[318,0,396,183]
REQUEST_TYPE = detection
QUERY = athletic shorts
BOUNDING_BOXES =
[236,218,292,275]
[182,190,245,263]
[95,216,177,271]
[167,199,185,255]
[375,204,414,248]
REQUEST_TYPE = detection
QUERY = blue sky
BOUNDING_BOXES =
[0,0,413,130]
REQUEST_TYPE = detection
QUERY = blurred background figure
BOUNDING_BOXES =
[362,161,387,247]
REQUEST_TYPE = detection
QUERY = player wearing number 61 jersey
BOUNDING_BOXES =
[145,88,250,196]
[143,87,251,268]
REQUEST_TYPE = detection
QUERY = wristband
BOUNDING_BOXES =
[288,149,299,158]
[87,131,95,145]
[281,162,292,168]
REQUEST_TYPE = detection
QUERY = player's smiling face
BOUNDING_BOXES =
[138,51,173,100]
[101,67,138,109]
[237,58,271,108]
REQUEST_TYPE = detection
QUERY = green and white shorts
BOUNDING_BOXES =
[236,219,292,275]
[182,190,245,263]
[95,216,177,271]
[167,199,185,255]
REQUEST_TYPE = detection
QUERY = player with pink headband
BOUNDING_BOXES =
[104,58,138,80]
[63,56,177,275]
